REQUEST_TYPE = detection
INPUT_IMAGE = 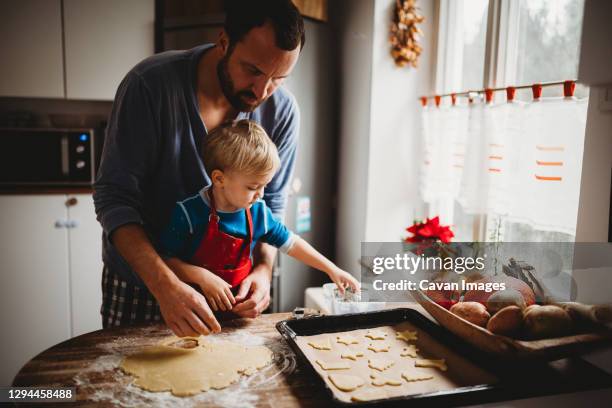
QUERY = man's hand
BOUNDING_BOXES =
[153,275,222,337]
[111,225,221,337]
[232,263,272,318]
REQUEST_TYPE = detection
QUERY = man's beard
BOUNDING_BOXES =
[217,52,262,112]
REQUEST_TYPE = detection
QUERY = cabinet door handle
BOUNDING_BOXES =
[65,197,78,207]
[66,220,79,229]
[55,220,67,228]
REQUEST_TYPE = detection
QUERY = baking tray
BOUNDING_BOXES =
[276,308,612,406]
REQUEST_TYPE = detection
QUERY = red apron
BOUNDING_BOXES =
[190,191,253,287]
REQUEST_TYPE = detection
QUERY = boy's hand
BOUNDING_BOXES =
[196,269,236,311]
[165,258,235,312]
[329,268,361,295]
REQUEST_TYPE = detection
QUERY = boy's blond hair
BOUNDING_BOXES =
[202,120,280,176]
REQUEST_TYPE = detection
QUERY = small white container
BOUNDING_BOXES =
[322,283,386,315]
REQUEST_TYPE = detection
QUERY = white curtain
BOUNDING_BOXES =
[419,95,588,238]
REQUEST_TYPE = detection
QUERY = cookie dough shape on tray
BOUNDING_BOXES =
[415,358,447,371]
[120,337,273,397]
[341,351,365,361]
[370,373,403,387]
[336,335,360,345]
[367,343,390,353]
[396,329,418,342]
[401,370,434,382]
[351,387,388,402]
[328,373,365,392]
[365,329,387,340]
[400,344,419,358]
[308,339,332,350]
[316,359,351,370]
[368,358,395,371]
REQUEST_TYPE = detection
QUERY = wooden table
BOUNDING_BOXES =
[12,310,612,407]
[12,313,334,407]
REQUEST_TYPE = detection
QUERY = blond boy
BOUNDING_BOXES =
[160,120,359,317]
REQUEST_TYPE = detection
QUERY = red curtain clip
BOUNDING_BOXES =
[420,96,428,107]
[506,86,516,102]
[532,84,543,100]
[485,88,494,103]
[434,95,441,107]
[451,93,457,106]
[563,80,576,97]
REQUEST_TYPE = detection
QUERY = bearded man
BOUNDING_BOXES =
[93,0,304,337]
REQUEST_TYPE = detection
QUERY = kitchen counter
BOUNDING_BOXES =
[12,310,612,407]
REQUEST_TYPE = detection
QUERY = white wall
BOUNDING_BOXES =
[334,0,436,272]
[365,0,435,241]
[575,87,612,242]
[333,0,376,272]
[575,0,612,242]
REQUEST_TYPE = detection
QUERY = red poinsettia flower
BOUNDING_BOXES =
[405,216,454,243]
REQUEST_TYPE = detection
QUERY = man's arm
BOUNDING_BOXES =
[94,73,218,336]
[111,224,221,336]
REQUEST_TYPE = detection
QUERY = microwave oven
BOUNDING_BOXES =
[0,128,96,187]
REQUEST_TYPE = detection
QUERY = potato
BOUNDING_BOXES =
[524,304,541,314]
[487,305,523,337]
[524,305,573,339]
[450,301,490,327]
[486,289,527,314]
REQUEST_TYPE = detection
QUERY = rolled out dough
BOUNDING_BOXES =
[120,337,273,397]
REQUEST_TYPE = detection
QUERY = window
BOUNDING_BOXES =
[460,0,489,91]
[430,0,588,242]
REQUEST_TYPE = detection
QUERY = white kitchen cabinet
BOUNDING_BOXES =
[63,0,155,100]
[66,194,104,337]
[0,0,65,98]
[0,194,103,386]
[0,0,154,100]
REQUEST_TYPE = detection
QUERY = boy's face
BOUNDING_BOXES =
[216,170,275,210]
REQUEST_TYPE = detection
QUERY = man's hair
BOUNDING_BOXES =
[224,0,305,51]
[202,119,280,177]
